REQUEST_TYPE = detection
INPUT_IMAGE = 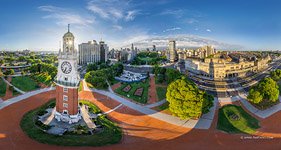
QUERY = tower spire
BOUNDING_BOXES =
[68,24,70,32]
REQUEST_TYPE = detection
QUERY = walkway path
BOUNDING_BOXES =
[218,95,241,103]
[106,80,114,93]
[0,86,55,110]
[145,99,167,108]
[239,94,281,119]
[41,108,55,125]
[81,105,96,128]
[88,86,216,129]
[103,104,123,114]
[1,77,25,94]
[2,82,281,149]
[2,77,14,100]
[147,76,157,104]
[83,79,91,91]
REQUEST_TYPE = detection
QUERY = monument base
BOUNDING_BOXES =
[54,110,81,124]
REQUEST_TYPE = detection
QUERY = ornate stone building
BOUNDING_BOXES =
[185,53,271,79]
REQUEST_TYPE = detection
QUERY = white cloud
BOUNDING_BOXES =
[206,29,212,32]
[186,18,198,24]
[87,0,138,22]
[86,4,109,19]
[123,34,244,50]
[163,27,181,33]
[125,10,138,21]
[38,5,94,27]
[159,9,184,18]
[112,25,123,30]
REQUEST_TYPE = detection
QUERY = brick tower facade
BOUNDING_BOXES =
[54,24,81,124]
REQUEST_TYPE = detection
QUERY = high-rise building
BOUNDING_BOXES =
[152,45,156,51]
[100,41,108,63]
[167,40,177,62]
[55,24,81,124]
[131,43,134,51]
[78,40,100,65]
[197,45,215,58]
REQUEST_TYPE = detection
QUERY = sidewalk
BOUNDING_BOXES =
[81,105,96,128]
[239,94,281,119]
[145,99,167,108]
[0,87,55,110]
[1,77,25,94]
[92,88,217,129]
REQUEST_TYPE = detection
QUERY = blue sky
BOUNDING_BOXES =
[0,0,281,50]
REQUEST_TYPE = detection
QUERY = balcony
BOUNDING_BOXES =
[54,77,80,88]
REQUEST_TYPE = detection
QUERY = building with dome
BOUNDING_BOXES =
[54,24,81,124]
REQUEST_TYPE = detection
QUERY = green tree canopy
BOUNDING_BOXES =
[166,77,213,120]
[166,68,182,84]
[247,77,279,104]
[270,69,281,81]
[86,63,98,72]
[257,77,279,102]
[247,89,263,104]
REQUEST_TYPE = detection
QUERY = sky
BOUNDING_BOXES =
[0,0,281,51]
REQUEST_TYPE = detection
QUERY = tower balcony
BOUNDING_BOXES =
[54,76,80,88]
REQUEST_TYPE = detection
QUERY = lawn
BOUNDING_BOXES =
[156,86,167,101]
[158,101,169,110]
[114,79,149,104]
[20,100,122,146]
[278,81,281,95]
[11,76,40,92]
[250,99,279,110]
[139,57,153,62]
[109,79,119,85]
[9,86,20,96]
[78,81,83,92]
[31,73,52,86]
[217,104,260,134]
[0,78,7,97]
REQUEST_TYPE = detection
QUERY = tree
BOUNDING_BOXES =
[270,69,281,81]
[114,63,124,76]
[21,70,26,76]
[247,89,263,104]
[257,77,279,102]
[165,68,181,84]
[99,63,108,69]
[153,65,167,83]
[86,63,98,72]
[247,77,279,105]
[166,77,213,120]
[0,59,4,64]
[85,70,109,89]
[0,69,3,77]
[4,69,15,75]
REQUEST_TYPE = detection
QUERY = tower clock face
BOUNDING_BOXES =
[61,61,72,74]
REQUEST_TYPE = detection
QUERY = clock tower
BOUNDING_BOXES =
[54,24,81,124]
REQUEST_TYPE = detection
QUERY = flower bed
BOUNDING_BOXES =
[122,85,131,92]
[134,88,143,96]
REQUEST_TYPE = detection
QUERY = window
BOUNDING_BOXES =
[63,95,68,101]
[64,77,68,81]
[63,87,68,93]
[63,103,68,108]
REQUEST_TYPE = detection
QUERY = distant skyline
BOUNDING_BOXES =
[1,0,281,51]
